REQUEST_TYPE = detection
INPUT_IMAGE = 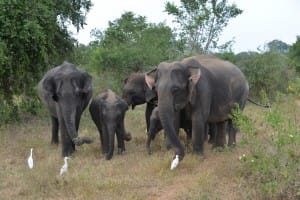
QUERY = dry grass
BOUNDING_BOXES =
[0,98,299,200]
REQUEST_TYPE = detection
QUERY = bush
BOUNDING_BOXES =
[235,94,300,199]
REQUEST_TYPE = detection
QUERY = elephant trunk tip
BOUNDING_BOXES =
[72,136,94,146]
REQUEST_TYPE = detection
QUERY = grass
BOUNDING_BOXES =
[0,95,300,199]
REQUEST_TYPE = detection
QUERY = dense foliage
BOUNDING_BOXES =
[0,0,91,124]
[165,0,242,54]
[89,12,180,73]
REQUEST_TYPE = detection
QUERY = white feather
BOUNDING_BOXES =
[170,155,179,170]
[27,148,33,169]
[60,157,69,175]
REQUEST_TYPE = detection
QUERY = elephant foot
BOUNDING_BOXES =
[51,140,59,145]
[228,142,236,148]
[123,132,132,141]
[193,149,204,158]
[117,147,125,155]
[72,137,93,146]
[62,147,75,157]
[212,145,225,152]
[105,154,113,160]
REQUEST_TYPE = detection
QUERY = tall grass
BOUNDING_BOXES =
[234,94,300,199]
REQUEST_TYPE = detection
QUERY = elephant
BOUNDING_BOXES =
[89,89,132,160]
[146,106,192,154]
[122,72,157,131]
[145,55,249,163]
[38,62,93,157]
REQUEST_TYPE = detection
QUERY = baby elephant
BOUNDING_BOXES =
[89,89,132,160]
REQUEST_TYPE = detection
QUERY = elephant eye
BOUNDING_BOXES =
[171,86,180,93]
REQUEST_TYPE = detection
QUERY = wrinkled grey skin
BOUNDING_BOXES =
[38,62,93,157]
[122,73,157,131]
[146,106,192,154]
[89,89,132,160]
[145,55,249,161]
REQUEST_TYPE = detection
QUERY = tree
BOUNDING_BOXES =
[89,12,178,72]
[165,0,242,54]
[0,0,91,122]
[235,51,291,98]
[266,39,289,54]
[289,36,300,72]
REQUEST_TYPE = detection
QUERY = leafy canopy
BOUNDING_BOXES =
[90,12,178,72]
[165,0,242,54]
[0,0,91,123]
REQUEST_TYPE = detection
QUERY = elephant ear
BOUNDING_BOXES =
[145,68,157,90]
[72,72,93,95]
[187,66,201,104]
[145,88,157,102]
[119,98,129,112]
[145,69,158,102]
[43,76,61,102]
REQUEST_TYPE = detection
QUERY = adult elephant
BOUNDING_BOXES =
[122,72,157,131]
[145,55,249,166]
[38,62,93,157]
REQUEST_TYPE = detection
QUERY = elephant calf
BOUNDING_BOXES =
[146,106,192,154]
[89,89,132,160]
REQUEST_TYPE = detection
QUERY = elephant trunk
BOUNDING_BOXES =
[62,106,78,141]
[106,125,116,160]
[158,103,184,160]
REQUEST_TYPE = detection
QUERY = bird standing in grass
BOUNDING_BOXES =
[170,155,179,170]
[27,148,33,169]
[60,157,69,175]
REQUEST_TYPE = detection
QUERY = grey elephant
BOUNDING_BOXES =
[122,73,157,131]
[146,106,192,154]
[145,55,249,163]
[89,89,132,160]
[38,62,93,157]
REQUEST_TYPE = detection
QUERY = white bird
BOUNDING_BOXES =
[170,155,180,170]
[27,148,33,169]
[60,157,69,175]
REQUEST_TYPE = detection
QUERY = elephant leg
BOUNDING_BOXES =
[116,126,126,154]
[100,127,109,154]
[208,122,217,144]
[192,117,206,156]
[145,103,156,132]
[184,128,192,152]
[228,119,237,147]
[146,119,163,154]
[51,116,59,144]
[214,121,226,148]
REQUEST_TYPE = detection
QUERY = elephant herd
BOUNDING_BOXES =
[38,55,251,168]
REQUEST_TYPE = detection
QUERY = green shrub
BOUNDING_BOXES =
[236,95,300,199]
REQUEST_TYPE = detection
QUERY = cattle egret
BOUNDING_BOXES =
[170,155,180,170]
[60,157,69,175]
[27,148,33,169]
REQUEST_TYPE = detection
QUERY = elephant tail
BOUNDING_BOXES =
[247,98,270,108]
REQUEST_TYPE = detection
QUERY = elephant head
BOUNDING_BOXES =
[145,61,201,159]
[89,89,131,160]
[122,72,157,109]
[41,63,93,153]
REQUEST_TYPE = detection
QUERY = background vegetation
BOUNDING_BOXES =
[0,0,300,199]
